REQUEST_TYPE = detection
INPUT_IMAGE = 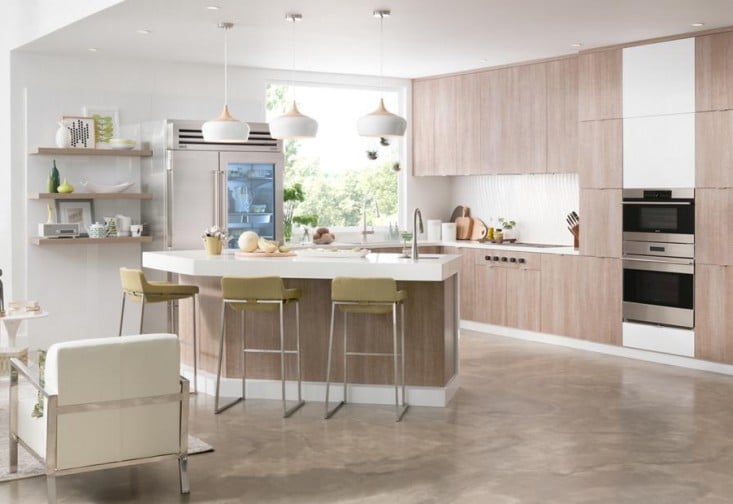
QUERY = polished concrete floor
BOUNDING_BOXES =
[4,330,733,503]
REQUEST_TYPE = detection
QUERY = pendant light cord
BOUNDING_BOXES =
[379,12,384,99]
[223,25,229,106]
[291,15,296,105]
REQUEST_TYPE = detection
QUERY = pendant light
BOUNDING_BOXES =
[269,13,318,139]
[202,22,250,143]
[357,9,407,137]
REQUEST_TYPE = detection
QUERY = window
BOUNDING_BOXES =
[265,84,402,230]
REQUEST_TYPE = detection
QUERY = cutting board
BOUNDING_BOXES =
[455,208,473,240]
[470,218,488,241]
[449,206,468,224]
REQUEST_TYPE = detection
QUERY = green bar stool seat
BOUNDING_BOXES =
[325,277,408,422]
[214,276,305,418]
[118,267,199,392]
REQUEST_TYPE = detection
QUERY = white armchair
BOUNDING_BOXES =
[8,333,190,503]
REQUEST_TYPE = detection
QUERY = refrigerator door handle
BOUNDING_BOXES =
[220,170,227,231]
[165,152,173,249]
[211,169,220,229]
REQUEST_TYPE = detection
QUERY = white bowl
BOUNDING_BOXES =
[80,181,134,193]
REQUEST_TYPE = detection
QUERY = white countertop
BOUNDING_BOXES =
[293,240,579,255]
[143,250,461,282]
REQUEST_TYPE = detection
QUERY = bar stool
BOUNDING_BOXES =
[325,277,408,422]
[214,276,305,418]
[118,268,199,392]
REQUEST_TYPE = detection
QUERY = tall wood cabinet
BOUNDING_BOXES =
[696,110,733,188]
[579,189,622,258]
[695,264,733,363]
[696,31,733,112]
[578,49,622,121]
[695,189,733,265]
[578,119,622,188]
[546,57,579,173]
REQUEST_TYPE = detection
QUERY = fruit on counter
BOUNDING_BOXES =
[57,178,74,193]
[279,245,291,253]
[238,231,259,252]
[258,236,279,253]
[312,227,335,245]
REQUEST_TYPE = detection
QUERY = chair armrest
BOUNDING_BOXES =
[10,358,49,398]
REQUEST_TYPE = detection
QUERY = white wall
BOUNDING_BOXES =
[451,173,579,245]
[10,51,450,347]
[1,0,122,322]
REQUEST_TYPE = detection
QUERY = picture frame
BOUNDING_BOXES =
[57,199,94,232]
[61,116,96,149]
[82,106,119,145]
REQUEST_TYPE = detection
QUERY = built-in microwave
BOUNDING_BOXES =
[622,189,694,244]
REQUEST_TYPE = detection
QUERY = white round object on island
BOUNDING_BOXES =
[238,231,259,252]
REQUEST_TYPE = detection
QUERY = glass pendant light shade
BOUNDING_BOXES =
[357,98,407,137]
[269,101,318,139]
[358,9,407,138]
[203,104,250,142]
[203,22,249,143]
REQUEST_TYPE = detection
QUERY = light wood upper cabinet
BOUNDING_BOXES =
[578,119,622,188]
[579,49,622,121]
[480,63,547,174]
[434,77,458,175]
[696,111,733,188]
[456,73,482,175]
[412,79,437,176]
[695,264,733,363]
[695,188,733,266]
[579,189,622,258]
[696,31,733,112]
[547,57,579,173]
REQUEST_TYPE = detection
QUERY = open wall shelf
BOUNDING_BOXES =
[29,192,153,200]
[31,147,153,157]
[30,236,153,246]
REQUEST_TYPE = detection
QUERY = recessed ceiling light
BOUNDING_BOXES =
[571,43,582,48]
[691,22,705,27]
[136,29,151,35]
[87,47,98,52]
[479,58,487,64]
[206,5,220,10]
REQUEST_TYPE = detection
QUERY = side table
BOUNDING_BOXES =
[0,311,48,375]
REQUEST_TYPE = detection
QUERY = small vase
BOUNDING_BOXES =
[55,125,71,148]
[203,236,222,255]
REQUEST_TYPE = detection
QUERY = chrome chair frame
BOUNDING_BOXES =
[9,358,190,503]
[214,297,305,418]
[325,300,408,422]
[119,290,198,393]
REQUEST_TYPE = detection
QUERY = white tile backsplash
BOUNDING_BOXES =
[451,173,579,245]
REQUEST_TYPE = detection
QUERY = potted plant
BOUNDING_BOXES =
[498,218,518,241]
[201,225,228,255]
[292,214,318,244]
[283,183,305,242]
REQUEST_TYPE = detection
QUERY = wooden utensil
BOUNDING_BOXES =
[469,218,488,241]
[455,208,473,240]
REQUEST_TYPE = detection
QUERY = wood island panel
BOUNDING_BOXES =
[178,275,457,388]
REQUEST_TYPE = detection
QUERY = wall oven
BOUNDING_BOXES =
[622,188,694,243]
[622,188,694,329]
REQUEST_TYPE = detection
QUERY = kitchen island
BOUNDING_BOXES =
[143,250,461,407]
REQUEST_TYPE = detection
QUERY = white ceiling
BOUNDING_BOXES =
[16,0,733,79]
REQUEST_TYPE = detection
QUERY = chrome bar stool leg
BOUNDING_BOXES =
[342,311,348,404]
[118,292,127,336]
[324,302,344,419]
[281,300,305,418]
[241,311,246,401]
[215,301,243,414]
[139,299,145,334]
[401,303,408,411]
[191,295,198,394]
[395,302,408,422]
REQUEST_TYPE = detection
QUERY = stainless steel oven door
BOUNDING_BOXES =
[622,256,694,329]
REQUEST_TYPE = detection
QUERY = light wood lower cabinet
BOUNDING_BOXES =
[540,254,581,338]
[695,264,733,363]
[474,251,542,331]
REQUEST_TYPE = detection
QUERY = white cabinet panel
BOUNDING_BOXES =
[622,114,695,188]
[623,322,694,357]
[623,38,695,118]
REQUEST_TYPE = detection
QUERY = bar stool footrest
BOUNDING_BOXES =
[396,404,409,422]
[214,397,243,415]
[283,399,306,418]
[324,400,345,420]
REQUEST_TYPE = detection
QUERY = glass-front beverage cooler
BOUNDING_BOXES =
[226,162,277,247]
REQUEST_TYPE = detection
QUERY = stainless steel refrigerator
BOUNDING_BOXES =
[141,120,284,251]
